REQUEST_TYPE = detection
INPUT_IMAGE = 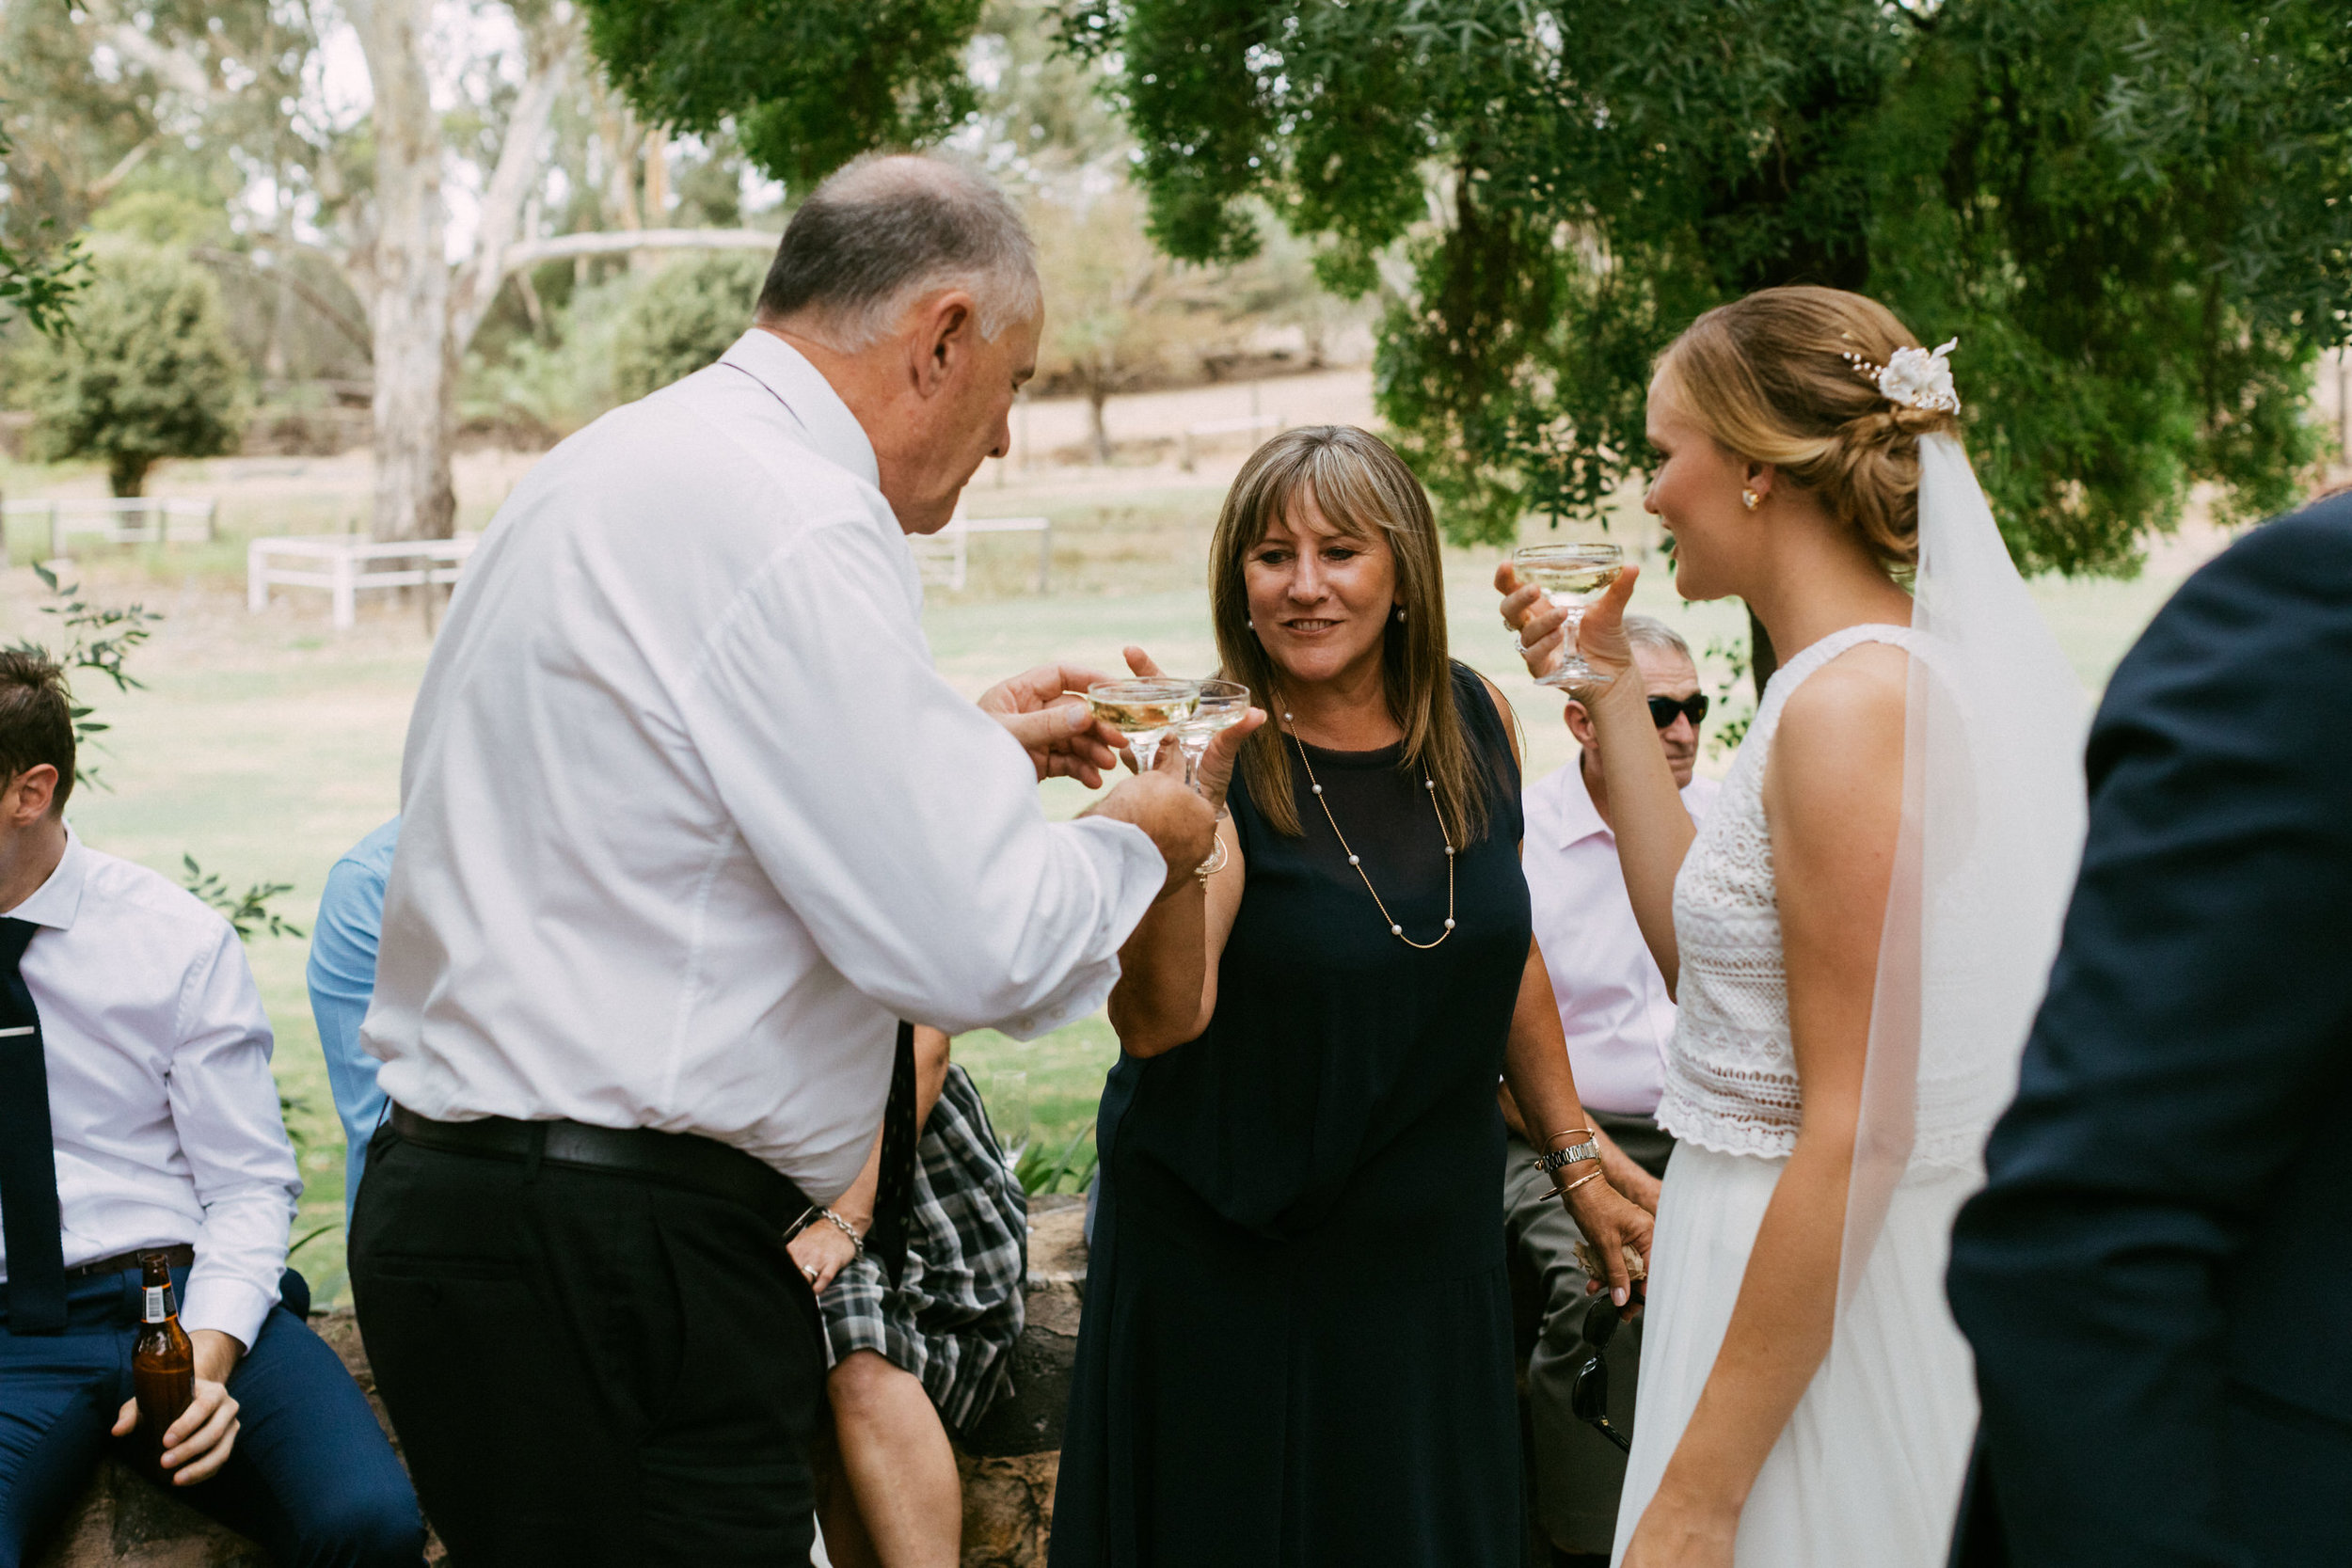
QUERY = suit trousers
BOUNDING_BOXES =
[0,1263,425,1568]
[1504,1113,1675,1558]
[350,1123,828,1568]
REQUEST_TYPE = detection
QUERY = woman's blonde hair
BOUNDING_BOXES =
[1654,285,1959,568]
[1209,425,1493,843]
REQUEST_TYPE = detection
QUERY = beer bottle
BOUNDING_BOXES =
[132,1250,195,1461]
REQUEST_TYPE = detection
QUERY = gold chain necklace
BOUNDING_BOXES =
[1284,711,1457,950]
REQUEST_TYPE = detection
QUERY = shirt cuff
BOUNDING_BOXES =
[987,816,1165,1041]
[181,1274,279,1351]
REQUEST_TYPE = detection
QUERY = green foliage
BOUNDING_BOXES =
[1073,0,2352,566]
[12,562,160,792]
[466,253,769,433]
[0,103,86,340]
[581,0,989,189]
[1014,1120,1100,1196]
[1703,634,1756,759]
[19,245,249,497]
[612,252,767,404]
[181,856,307,942]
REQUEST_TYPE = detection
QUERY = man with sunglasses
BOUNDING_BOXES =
[1501,613,1716,1567]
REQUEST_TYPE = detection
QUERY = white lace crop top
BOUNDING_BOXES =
[1656,624,1923,1159]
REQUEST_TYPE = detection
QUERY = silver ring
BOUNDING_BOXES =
[802,1264,820,1281]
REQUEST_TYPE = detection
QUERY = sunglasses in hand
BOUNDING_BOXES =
[1646,693,1709,729]
[1571,1292,1636,1453]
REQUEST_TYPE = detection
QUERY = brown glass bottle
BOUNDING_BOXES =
[132,1249,194,1459]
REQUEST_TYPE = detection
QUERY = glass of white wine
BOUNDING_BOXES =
[1511,542,1624,688]
[1172,679,1251,793]
[1088,677,1201,774]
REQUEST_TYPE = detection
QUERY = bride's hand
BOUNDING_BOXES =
[1621,1494,1738,1568]
[1493,561,1645,697]
[1564,1173,1655,1307]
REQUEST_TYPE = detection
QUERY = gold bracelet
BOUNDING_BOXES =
[1546,1126,1597,1148]
[1557,1168,1606,1196]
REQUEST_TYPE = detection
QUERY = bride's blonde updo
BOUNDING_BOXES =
[1654,285,1958,569]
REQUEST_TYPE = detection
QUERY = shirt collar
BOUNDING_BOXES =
[1553,757,1612,849]
[5,822,87,931]
[715,328,882,492]
[1547,754,1714,848]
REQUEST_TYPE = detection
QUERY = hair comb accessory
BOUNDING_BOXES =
[1839,336,1961,414]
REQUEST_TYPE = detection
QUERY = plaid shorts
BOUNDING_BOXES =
[819,1062,1028,1434]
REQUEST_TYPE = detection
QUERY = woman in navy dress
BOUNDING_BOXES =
[1051,427,1655,1567]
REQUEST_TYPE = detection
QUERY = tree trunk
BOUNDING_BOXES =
[1087,386,1112,466]
[352,0,454,542]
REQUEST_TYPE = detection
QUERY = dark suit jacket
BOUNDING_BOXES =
[1946,494,2352,1567]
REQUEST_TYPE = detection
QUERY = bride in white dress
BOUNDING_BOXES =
[1499,287,2085,1568]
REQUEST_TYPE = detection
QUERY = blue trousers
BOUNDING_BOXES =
[0,1264,426,1568]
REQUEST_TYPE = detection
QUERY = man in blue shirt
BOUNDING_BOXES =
[305,818,398,1224]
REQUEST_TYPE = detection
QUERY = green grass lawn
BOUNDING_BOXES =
[2,455,2231,1307]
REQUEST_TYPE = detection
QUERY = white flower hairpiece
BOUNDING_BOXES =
[1840,336,1961,414]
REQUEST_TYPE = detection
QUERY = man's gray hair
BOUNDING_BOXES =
[1621,614,1694,665]
[755,153,1041,350]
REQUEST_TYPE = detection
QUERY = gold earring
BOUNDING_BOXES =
[1741,488,1760,511]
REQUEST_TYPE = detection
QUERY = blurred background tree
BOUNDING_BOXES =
[1059,0,2352,673]
[610,251,768,404]
[1031,184,1207,462]
[581,0,987,190]
[21,245,248,496]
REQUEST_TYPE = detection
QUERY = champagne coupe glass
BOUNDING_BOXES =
[988,1069,1032,1175]
[1173,680,1251,793]
[1511,542,1624,688]
[1087,677,1201,775]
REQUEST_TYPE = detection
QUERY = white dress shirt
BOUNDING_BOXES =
[366,328,1164,1204]
[0,826,299,1346]
[1524,758,1720,1117]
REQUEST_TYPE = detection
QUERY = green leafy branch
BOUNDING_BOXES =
[11,562,159,791]
[1704,633,1756,760]
[182,856,308,942]
[0,109,88,342]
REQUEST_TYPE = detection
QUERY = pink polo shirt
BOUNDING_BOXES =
[1522,759,1719,1117]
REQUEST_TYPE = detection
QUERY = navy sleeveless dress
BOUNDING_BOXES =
[1051,663,1529,1568]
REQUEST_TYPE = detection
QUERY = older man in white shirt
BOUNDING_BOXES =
[1502,615,1717,1565]
[350,155,1230,1567]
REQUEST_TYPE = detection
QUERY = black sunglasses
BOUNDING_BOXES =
[1646,693,1709,730]
[1570,1294,1633,1453]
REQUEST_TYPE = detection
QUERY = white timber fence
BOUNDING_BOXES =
[247,535,479,630]
[907,512,1054,594]
[1,497,217,558]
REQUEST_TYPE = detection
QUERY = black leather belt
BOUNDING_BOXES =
[69,1243,195,1280]
[387,1106,812,1231]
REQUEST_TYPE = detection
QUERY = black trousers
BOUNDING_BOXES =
[350,1123,828,1568]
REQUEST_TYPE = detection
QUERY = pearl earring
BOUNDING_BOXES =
[1393,606,1406,624]
[1741,488,1760,511]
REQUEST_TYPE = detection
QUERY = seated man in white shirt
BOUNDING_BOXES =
[1502,615,1717,1566]
[0,652,424,1567]
[352,152,1230,1568]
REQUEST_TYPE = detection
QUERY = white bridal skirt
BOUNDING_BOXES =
[1611,1144,1978,1568]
